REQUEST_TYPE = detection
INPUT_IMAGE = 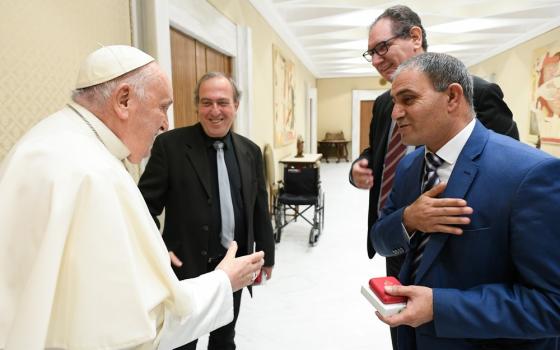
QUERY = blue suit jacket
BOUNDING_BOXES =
[371,121,560,350]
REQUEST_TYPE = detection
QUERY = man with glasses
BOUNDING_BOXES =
[350,6,519,348]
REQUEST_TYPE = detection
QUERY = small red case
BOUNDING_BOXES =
[369,276,406,304]
[255,270,262,284]
[253,270,266,285]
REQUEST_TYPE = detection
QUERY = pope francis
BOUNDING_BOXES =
[0,45,265,350]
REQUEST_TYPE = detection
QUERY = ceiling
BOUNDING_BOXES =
[248,0,560,78]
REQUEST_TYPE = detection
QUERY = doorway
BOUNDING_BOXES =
[351,90,385,159]
[359,100,374,153]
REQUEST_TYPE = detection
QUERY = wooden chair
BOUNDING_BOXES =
[263,144,279,215]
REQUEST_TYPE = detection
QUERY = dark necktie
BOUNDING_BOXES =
[213,141,235,248]
[379,124,407,212]
[410,152,444,280]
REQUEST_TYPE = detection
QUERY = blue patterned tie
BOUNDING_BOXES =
[410,152,444,280]
[213,141,235,248]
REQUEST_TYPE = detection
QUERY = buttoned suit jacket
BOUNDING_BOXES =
[371,121,560,350]
[360,76,519,277]
[138,123,275,280]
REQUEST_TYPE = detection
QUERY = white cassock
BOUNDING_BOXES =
[0,102,233,350]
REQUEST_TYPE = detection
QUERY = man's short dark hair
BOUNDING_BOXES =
[372,5,428,51]
[394,52,474,113]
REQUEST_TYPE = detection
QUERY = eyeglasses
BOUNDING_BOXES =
[362,34,401,62]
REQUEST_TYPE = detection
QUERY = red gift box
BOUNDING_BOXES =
[369,276,406,304]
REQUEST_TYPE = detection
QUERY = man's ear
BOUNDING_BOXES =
[113,83,132,120]
[409,26,423,51]
[447,83,464,112]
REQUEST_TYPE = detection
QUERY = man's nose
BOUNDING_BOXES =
[210,103,221,115]
[391,104,403,120]
[372,53,384,68]
[160,117,169,132]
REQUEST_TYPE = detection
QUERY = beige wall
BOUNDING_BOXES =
[317,76,387,154]
[470,26,560,146]
[209,0,317,164]
[0,0,132,161]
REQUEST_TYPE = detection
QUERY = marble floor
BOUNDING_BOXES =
[199,162,392,350]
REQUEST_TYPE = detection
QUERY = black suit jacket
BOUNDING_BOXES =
[138,123,275,280]
[358,76,518,275]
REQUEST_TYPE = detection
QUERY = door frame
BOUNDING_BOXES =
[306,86,318,153]
[351,90,385,160]
[131,0,252,137]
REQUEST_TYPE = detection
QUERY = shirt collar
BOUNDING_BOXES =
[427,118,476,166]
[69,102,131,162]
[202,128,233,150]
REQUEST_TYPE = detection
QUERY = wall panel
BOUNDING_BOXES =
[0,0,131,161]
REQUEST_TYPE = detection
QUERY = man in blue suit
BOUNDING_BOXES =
[370,52,560,349]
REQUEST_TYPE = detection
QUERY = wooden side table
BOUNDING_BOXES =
[279,153,323,169]
[317,140,349,163]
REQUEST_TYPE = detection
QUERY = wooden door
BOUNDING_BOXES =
[170,28,232,129]
[170,29,197,128]
[359,100,374,153]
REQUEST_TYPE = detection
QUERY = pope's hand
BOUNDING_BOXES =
[169,251,183,267]
[216,241,265,292]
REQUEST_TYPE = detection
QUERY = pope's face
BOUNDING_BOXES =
[197,77,238,138]
[127,65,172,163]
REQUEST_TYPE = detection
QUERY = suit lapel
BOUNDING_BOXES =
[397,151,425,285]
[184,124,212,198]
[402,152,425,205]
[232,133,254,219]
[414,121,488,283]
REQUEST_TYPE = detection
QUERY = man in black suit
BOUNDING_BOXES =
[139,72,275,350]
[349,6,519,349]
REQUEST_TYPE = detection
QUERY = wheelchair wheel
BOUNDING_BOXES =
[309,227,319,246]
[319,192,325,231]
[320,193,325,231]
[274,203,283,243]
[308,228,315,246]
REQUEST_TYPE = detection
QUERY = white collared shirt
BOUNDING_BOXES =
[429,118,476,183]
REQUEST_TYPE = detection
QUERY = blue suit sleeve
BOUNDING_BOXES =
[369,160,414,257]
[370,207,411,257]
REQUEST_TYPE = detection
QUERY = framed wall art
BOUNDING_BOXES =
[273,45,296,146]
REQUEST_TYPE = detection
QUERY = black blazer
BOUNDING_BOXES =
[359,76,518,272]
[138,123,275,280]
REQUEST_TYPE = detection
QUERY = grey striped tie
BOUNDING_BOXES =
[410,152,444,280]
[213,141,235,248]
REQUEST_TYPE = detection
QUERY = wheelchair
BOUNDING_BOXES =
[273,166,325,246]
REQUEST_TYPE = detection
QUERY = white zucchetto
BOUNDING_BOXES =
[75,45,155,89]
